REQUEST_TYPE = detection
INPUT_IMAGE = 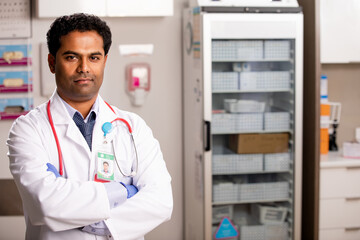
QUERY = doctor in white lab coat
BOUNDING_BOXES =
[7,13,173,240]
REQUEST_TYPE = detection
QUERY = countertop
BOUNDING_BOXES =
[320,150,360,168]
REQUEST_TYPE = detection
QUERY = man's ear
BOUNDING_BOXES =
[48,54,56,74]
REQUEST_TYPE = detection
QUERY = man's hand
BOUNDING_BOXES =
[82,221,110,236]
[46,163,61,178]
[120,183,138,198]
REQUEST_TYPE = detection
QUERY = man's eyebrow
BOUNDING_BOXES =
[62,51,79,56]
[62,51,104,56]
[90,51,103,56]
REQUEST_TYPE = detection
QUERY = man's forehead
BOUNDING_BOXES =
[58,31,104,50]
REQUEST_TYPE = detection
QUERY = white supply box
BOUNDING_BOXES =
[212,113,237,133]
[212,72,239,91]
[240,71,291,90]
[251,204,288,224]
[212,40,263,61]
[264,111,290,131]
[264,40,291,60]
[224,99,266,113]
[237,113,263,132]
[212,113,263,133]
[212,205,234,224]
[212,154,263,174]
[343,142,360,159]
[264,153,291,172]
[239,182,289,201]
[212,41,238,61]
[213,181,238,203]
[240,223,289,240]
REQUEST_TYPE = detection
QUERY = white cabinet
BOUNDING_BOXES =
[319,153,360,240]
[36,0,173,18]
[183,10,303,240]
[320,0,360,63]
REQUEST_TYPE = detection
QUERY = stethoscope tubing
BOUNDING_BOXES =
[47,101,64,176]
[47,100,138,178]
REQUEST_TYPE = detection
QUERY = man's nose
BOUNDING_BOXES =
[77,58,90,73]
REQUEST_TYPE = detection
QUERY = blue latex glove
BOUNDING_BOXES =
[46,163,60,178]
[82,221,110,236]
[120,182,138,198]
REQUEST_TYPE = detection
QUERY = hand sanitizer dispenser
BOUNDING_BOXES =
[126,63,151,106]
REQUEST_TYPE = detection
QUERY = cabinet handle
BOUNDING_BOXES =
[346,196,360,201]
[204,121,211,152]
[345,226,360,231]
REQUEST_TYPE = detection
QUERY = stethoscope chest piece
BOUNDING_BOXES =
[102,122,113,137]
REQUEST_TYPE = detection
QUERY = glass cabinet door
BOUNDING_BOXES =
[211,39,296,240]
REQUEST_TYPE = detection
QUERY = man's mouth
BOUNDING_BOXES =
[74,78,93,83]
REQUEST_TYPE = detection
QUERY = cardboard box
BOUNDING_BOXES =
[229,133,289,154]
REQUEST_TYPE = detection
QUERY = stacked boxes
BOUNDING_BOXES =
[239,71,291,90]
[212,154,263,174]
[212,113,263,133]
[239,182,289,201]
[212,205,234,224]
[228,133,289,154]
[213,182,238,202]
[212,40,290,61]
[264,112,290,131]
[224,99,266,113]
[212,40,263,61]
[264,153,290,172]
[212,112,291,133]
[212,72,238,91]
[212,71,291,91]
[264,40,291,60]
[212,153,291,174]
[239,223,288,240]
[251,204,288,224]
[212,181,289,203]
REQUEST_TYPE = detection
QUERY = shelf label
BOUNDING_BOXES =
[214,217,239,239]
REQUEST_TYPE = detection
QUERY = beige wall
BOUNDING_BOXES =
[321,64,360,147]
[0,0,187,239]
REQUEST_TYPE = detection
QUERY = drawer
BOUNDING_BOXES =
[320,198,360,229]
[320,228,360,240]
[320,166,360,199]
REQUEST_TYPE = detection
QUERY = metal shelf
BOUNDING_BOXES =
[212,59,293,63]
[212,170,291,175]
[212,129,293,135]
[212,198,291,206]
[212,88,292,93]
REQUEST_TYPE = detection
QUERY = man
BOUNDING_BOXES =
[7,13,173,240]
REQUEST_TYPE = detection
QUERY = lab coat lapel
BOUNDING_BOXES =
[48,91,90,150]
[92,96,119,146]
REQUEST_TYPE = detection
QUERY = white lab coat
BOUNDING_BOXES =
[7,92,173,240]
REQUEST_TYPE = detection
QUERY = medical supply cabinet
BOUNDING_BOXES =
[183,7,303,240]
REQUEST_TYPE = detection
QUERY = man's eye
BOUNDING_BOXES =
[66,56,76,60]
[90,56,100,61]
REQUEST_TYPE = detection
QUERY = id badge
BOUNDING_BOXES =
[96,151,115,182]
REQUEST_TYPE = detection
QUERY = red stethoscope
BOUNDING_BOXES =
[47,100,139,177]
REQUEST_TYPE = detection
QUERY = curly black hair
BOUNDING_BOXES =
[46,13,112,57]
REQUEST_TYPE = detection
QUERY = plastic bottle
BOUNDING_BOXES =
[320,75,328,103]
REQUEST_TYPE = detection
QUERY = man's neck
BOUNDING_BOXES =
[57,92,98,119]
[69,101,95,119]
